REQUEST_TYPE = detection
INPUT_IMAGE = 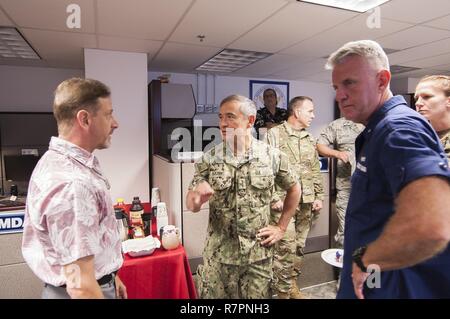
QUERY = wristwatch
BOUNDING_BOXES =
[352,246,368,272]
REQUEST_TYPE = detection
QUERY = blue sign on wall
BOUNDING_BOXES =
[0,211,25,235]
[319,157,329,172]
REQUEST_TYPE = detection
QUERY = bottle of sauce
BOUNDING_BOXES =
[129,196,144,227]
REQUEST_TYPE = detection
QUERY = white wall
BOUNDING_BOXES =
[0,65,83,112]
[85,49,149,202]
[149,71,335,137]
[391,77,422,95]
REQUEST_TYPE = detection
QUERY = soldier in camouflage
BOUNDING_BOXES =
[265,96,324,299]
[317,118,364,248]
[415,75,450,164]
[186,94,301,299]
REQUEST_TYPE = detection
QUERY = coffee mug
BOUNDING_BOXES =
[159,225,180,250]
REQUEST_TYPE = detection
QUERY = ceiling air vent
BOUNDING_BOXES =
[390,65,421,74]
[0,27,40,59]
[196,49,272,73]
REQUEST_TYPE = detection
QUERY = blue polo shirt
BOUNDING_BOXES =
[337,95,450,299]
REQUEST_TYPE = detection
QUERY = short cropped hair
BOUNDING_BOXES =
[220,94,257,118]
[417,75,450,97]
[325,40,390,72]
[263,88,277,99]
[287,96,313,116]
[53,78,111,131]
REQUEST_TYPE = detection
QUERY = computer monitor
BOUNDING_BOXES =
[3,155,40,182]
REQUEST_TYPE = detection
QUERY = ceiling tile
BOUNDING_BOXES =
[377,26,450,50]
[388,37,450,65]
[392,67,450,79]
[400,52,450,69]
[0,0,95,33]
[97,0,192,40]
[98,36,163,59]
[271,58,328,79]
[281,15,412,57]
[0,57,48,67]
[380,0,450,24]
[21,28,96,68]
[229,1,357,53]
[170,0,286,47]
[430,63,450,71]
[424,14,450,31]
[302,70,332,83]
[0,7,13,26]
[150,42,221,73]
[233,54,310,78]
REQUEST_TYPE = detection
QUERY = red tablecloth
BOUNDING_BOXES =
[118,245,198,299]
[117,202,196,298]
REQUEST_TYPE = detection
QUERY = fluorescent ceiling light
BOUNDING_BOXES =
[0,27,40,59]
[299,0,391,12]
[196,49,272,73]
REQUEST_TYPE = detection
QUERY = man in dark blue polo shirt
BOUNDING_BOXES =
[326,40,450,299]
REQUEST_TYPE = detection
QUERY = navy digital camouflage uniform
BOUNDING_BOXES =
[317,118,364,248]
[265,121,324,291]
[189,138,297,299]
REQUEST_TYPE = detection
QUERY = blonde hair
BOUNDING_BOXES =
[326,40,390,71]
[417,75,450,97]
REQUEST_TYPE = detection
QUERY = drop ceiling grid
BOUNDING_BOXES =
[150,42,221,72]
[388,37,450,66]
[376,25,450,51]
[20,28,97,68]
[96,0,193,41]
[281,15,413,57]
[0,4,13,26]
[398,52,450,69]
[232,53,313,78]
[0,0,96,33]
[228,1,357,53]
[378,0,450,24]
[423,14,450,31]
[169,0,288,48]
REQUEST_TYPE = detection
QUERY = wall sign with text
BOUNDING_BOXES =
[0,211,25,235]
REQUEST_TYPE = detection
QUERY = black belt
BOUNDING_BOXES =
[49,271,117,288]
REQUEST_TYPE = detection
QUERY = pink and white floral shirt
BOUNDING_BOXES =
[22,137,123,286]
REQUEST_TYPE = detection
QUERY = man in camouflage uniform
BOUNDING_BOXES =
[415,75,450,164]
[265,96,324,299]
[254,88,288,138]
[186,95,301,299]
[317,118,364,248]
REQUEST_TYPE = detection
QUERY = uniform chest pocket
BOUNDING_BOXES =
[250,170,274,190]
[209,165,233,190]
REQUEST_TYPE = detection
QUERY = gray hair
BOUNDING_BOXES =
[219,94,257,118]
[325,40,390,72]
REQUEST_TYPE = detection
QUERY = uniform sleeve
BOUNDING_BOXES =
[265,130,284,203]
[275,151,298,191]
[379,124,450,195]
[317,122,336,146]
[188,155,210,191]
[312,148,325,200]
[45,180,101,266]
